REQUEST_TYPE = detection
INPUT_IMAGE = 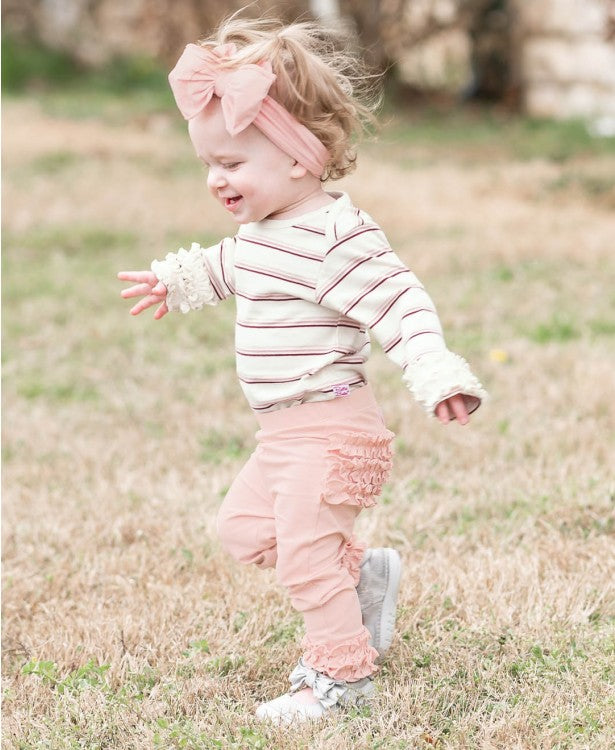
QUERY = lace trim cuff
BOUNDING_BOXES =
[151,242,217,314]
[403,350,487,417]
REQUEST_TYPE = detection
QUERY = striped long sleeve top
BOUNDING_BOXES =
[152,192,486,414]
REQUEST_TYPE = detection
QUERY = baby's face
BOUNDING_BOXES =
[189,99,309,224]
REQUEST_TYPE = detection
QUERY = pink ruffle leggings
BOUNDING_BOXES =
[216,385,394,681]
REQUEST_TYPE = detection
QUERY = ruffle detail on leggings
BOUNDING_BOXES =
[301,627,379,681]
[341,536,367,586]
[322,431,395,508]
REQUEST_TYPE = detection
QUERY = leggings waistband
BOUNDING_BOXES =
[255,385,380,431]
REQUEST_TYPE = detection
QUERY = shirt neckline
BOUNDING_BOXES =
[241,192,349,232]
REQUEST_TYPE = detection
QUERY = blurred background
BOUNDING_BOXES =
[3,0,615,121]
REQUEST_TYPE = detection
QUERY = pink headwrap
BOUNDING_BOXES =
[168,43,330,178]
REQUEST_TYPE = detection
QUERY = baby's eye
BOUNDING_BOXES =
[223,162,241,170]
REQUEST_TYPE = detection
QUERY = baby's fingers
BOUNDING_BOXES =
[435,395,469,425]
[129,294,162,316]
[435,401,450,425]
[121,282,154,299]
[153,300,169,319]
[118,270,157,284]
[449,395,469,425]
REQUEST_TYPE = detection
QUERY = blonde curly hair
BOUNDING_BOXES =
[198,16,381,181]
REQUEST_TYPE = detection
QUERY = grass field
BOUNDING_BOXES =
[2,68,615,749]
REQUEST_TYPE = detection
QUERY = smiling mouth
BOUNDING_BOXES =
[224,196,242,209]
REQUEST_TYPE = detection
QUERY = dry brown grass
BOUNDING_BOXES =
[2,97,615,749]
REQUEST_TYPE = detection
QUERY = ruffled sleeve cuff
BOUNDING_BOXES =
[151,242,218,314]
[403,350,488,417]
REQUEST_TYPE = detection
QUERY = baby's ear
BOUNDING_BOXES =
[290,161,308,179]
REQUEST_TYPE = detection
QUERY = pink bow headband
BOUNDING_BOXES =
[168,43,329,178]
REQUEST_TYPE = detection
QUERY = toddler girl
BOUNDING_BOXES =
[119,17,486,725]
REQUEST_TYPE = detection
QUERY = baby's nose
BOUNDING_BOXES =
[207,168,227,189]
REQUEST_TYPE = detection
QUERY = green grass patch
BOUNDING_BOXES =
[427,492,554,538]
[3,225,138,260]
[17,379,100,404]
[199,430,248,465]
[2,35,84,91]
[526,315,581,344]
[264,615,304,646]
[489,264,515,283]
[205,654,245,677]
[546,171,615,201]
[508,642,589,681]
[2,34,174,121]
[19,659,163,703]
[558,509,615,540]
[121,666,159,701]
[549,707,606,745]
[2,225,139,349]
[29,150,83,175]
[153,720,268,750]
[21,658,111,695]
[590,318,615,337]
[2,34,170,95]
[380,108,615,162]
[34,86,175,123]
[183,639,211,657]
[2,225,139,320]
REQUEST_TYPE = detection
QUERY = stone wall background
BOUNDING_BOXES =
[519,0,615,118]
[3,0,615,119]
[389,0,615,118]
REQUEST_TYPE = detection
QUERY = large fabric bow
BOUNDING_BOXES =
[168,43,277,136]
[289,660,348,708]
[168,41,329,178]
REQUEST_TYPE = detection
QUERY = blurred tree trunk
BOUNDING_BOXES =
[607,0,615,39]
[339,0,404,72]
[465,0,520,102]
[338,0,520,102]
[1,0,307,65]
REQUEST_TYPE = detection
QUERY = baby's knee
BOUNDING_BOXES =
[276,556,348,610]
[216,509,276,568]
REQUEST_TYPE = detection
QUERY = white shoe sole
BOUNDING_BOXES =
[255,698,329,725]
[374,549,402,657]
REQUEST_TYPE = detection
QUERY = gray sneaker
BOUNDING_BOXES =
[356,548,402,658]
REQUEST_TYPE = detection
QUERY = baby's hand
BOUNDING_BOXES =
[435,394,469,425]
[118,270,169,319]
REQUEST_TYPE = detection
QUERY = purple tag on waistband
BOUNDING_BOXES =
[332,383,351,397]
